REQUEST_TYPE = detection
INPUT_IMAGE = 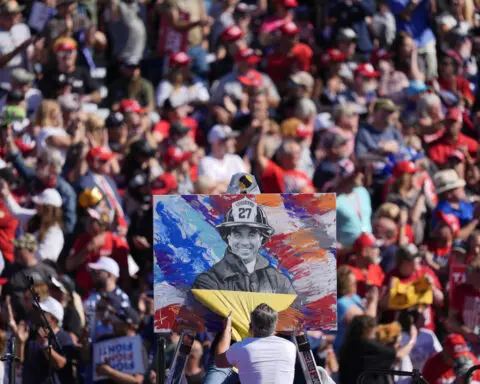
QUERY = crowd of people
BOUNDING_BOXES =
[0,0,479,382]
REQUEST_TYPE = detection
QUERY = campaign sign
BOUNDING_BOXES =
[449,263,468,301]
[153,194,337,339]
[93,335,145,381]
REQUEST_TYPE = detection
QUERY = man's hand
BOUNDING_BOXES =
[366,286,379,304]
[15,321,30,344]
[224,311,232,332]
[132,235,150,250]
[96,363,112,376]
[379,140,399,154]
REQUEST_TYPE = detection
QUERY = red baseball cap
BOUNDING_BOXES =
[238,69,263,87]
[320,49,346,66]
[371,49,394,66]
[163,147,192,167]
[445,49,463,67]
[353,232,379,252]
[53,37,77,53]
[151,173,178,195]
[170,52,192,67]
[355,63,380,78]
[436,211,460,237]
[87,146,115,163]
[278,0,298,7]
[445,107,463,122]
[0,278,8,285]
[281,21,300,36]
[119,99,145,114]
[234,47,261,64]
[448,149,466,162]
[393,161,416,177]
[444,334,469,358]
[221,25,245,43]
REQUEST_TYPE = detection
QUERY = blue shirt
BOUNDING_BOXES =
[388,0,435,48]
[432,200,475,228]
[334,294,364,354]
[355,124,405,159]
[337,186,373,247]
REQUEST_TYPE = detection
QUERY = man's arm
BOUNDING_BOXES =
[215,313,233,369]
[57,177,77,234]
[0,37,35,68]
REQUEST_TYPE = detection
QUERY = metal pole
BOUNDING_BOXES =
[156,336,166,384]
[357,368,428,384]
[465,365,480,384]
[9,335,16,384]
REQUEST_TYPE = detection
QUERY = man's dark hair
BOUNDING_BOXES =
[250,303,277,338]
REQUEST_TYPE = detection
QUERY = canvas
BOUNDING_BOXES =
[153,193,337,337]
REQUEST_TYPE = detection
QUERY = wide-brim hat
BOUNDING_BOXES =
[434,169,466,194]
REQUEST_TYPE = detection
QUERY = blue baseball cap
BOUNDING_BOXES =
[406,80,428,96]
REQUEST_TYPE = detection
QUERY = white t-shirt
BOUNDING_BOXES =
[197,153,247,183]
[36,126,69,164]
[226,336,296,384]
[155,79,209,108]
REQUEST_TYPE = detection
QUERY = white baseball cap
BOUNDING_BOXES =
[87,256,120,278]
[32,188,62,208]
[207,125,239,144]
[39,296,64,326]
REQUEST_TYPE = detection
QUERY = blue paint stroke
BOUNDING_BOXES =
[154,197,226,288]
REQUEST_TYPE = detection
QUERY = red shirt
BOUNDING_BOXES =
[260,159,313,193]
[451,283,480,331]
[428,133,478,166]
[437,75,475,105]
[384,265,441,331]
[266,43,313,84]
[153,117,198,142]
[423,351,480,384]
[0,200,18,262]
[348,263,385,298]
[428,242,452,270]
[70,232,129,296]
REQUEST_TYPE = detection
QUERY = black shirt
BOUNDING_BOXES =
[40,67,100,98]
[4,262,58,319]
[339,339,396,384]
[23,329,76,384]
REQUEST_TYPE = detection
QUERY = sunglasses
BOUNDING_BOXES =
[57,50,75,58]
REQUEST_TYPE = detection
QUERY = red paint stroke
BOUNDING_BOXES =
[154,305,180,330]
[288,193,336,213]
[265,231,327,271]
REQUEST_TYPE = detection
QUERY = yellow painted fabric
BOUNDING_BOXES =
[191,289,297,341]
[388,277,433,310]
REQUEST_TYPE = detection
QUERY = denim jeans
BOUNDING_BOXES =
[204,361,239,384]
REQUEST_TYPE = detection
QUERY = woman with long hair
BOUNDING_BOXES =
[339,315,418,384]
[35,99,72,165]
[0,182,64,263]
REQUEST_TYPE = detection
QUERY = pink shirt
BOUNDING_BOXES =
[259,16,286,34]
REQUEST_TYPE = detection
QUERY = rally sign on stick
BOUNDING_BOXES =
[92,335,145,381]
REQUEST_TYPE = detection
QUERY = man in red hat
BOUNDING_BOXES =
[338,63,380,113]
[265,21,313,86]
[211,46,280,108]
[428,107,478,166]
[449,258,480,358]
[40,37,101,103]
[422,333,480,383]
[259,0,297,46]
[346,232,385,298]
[76,146,127,236]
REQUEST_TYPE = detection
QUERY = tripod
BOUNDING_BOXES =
[24,274,64,384]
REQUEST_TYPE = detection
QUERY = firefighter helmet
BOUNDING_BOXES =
[216,197,274,239]
[226,173,261,194]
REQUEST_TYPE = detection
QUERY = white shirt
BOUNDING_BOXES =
[197,153,247,183]
[226,336,296,384]
[4,194,64,262]
[155,79,209,108]
[36,126,69,164]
